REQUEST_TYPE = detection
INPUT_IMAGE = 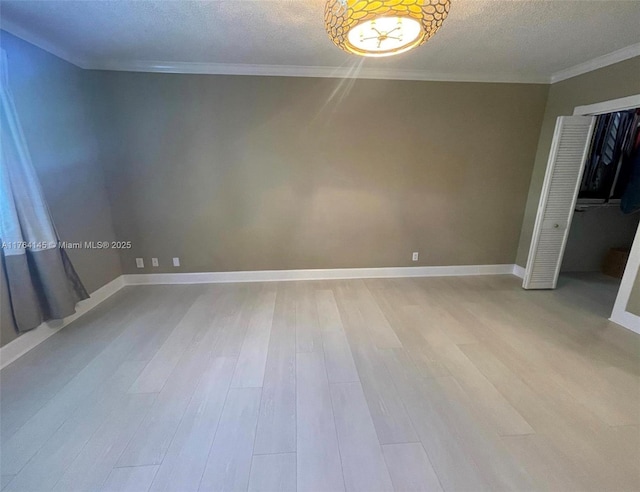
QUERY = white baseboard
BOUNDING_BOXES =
[609,311,640,335]
[0,264,519,370]
[123,264,516,285]
[0,276,126,370]
[6,264,635,369]
[512,264,526,279]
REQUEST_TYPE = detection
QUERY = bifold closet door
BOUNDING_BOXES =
[523,115,596,290]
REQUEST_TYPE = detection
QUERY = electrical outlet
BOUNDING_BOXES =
[136,258,144,268]
[151,258,159,267]
[172,257,180,267]
[412,252,419,262]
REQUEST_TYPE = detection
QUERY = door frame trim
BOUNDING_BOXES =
[575,94,640,333]
[573,94,640,116]
[610,221,640,334]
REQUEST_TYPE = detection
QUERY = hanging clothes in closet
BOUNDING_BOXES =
[620,120,640,214]
[580,109,640,200]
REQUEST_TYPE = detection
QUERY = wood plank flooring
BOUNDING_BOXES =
[1,275,638,491]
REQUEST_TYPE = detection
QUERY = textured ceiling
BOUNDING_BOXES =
[1,0,640,82]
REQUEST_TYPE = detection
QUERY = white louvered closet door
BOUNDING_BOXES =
[523,115,595,290]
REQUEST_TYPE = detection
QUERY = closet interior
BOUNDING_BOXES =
[561,108,640,315]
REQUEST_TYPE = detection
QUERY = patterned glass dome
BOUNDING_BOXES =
[324,0,450,57]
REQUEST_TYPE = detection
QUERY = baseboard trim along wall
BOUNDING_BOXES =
[123,264,516,285]
[512,264,526,279]
[0,276,125,370]
[0,263,514,368]
[2,262,637,369]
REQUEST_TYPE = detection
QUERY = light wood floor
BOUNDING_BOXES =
[1,274,638,492]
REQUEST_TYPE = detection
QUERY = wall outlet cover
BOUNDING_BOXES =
[136,258,144,268]
[412,252,419,261]
[173,257,180,267]
[151,258,159,267]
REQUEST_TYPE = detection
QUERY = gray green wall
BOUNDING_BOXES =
[2,29,638,347]
[516,56,640,268]
[94,71,548,274]
[0,31,122,346]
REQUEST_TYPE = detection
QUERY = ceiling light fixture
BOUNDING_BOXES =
[325,0,450,58]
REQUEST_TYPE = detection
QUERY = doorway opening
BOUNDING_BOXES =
[561,108,640,317]
[524,94,640,331]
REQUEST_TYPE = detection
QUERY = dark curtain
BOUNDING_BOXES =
[0,49,88,333]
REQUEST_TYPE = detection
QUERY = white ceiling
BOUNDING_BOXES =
[1,0,640,83]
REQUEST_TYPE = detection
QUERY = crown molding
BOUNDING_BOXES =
[0,20,89,68]
[83,58,549,84]
[3,20,639,85]
[550,42,640,84]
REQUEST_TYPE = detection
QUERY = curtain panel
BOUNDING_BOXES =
[0,49,88,333]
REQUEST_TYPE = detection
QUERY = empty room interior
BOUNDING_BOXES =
[1,1,640,491]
